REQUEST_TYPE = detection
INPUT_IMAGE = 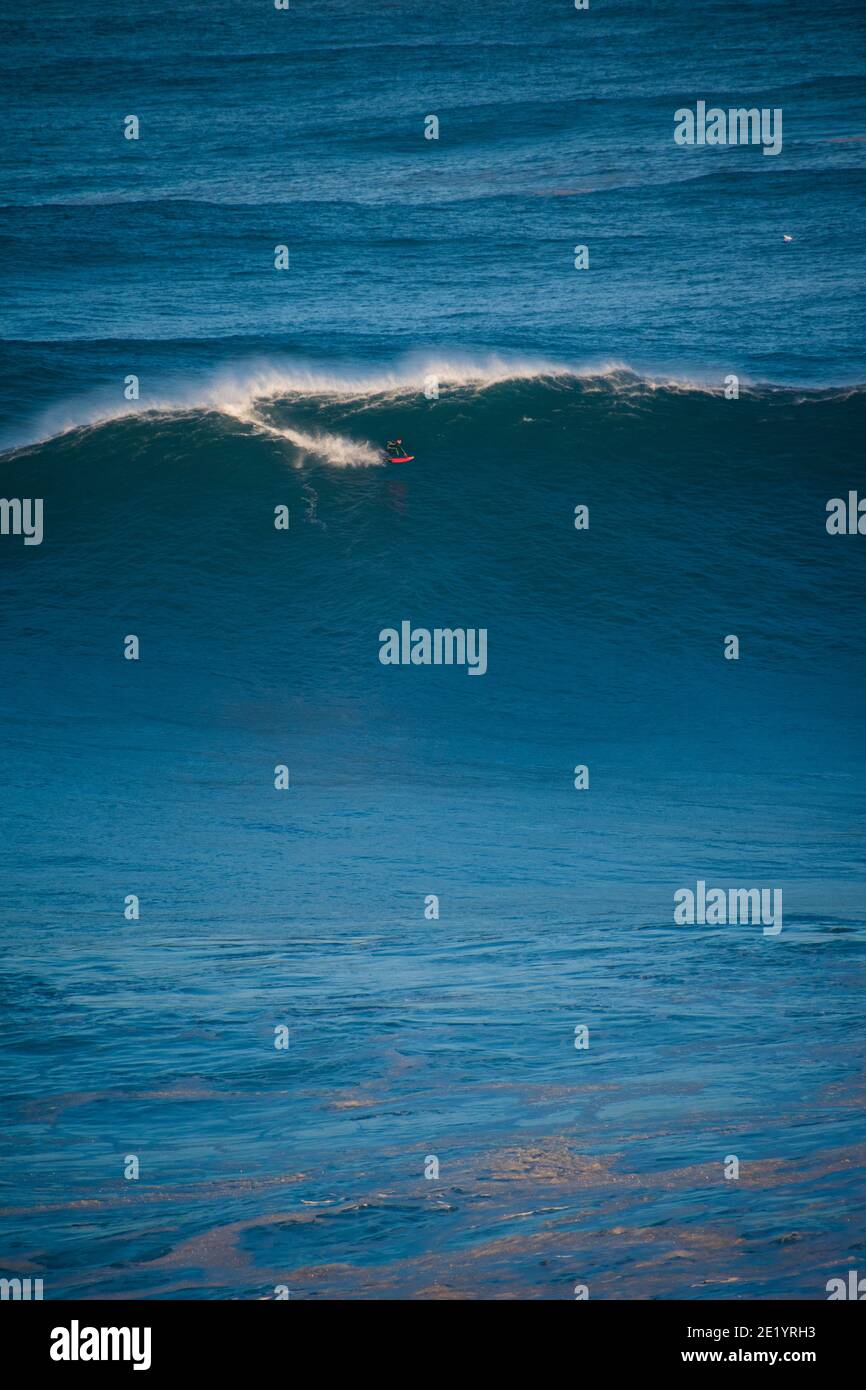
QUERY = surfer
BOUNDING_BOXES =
[385,437,414,463]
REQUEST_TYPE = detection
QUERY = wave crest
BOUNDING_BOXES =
[3,351,861,458]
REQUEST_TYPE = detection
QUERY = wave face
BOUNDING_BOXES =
[4,351,863,453]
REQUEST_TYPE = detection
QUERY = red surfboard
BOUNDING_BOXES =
[387,454,414,463]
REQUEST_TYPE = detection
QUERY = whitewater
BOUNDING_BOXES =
[5,352,860,463]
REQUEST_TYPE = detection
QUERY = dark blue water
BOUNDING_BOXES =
[1,0,865,1299]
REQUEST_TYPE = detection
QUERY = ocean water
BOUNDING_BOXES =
[1,0,865,1300]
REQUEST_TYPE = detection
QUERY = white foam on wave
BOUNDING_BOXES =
[225,403,384,468]
[0,350,772,456]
